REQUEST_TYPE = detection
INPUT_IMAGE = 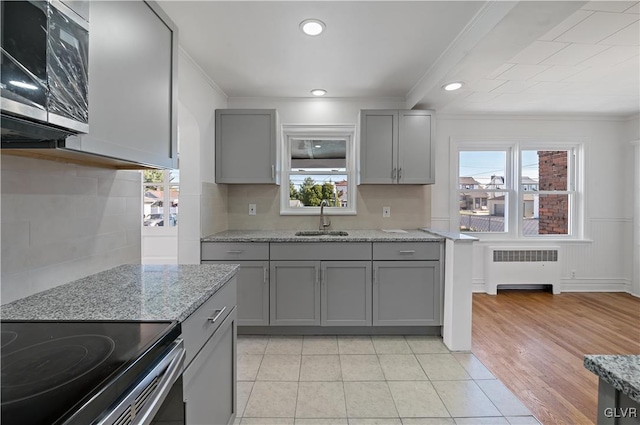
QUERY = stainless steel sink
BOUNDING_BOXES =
[295,230,349,236]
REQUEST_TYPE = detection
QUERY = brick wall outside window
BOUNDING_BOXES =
[538,151,568,234]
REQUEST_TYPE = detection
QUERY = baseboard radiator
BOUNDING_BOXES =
[484,246,561,294]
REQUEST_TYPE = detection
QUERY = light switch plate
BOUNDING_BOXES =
[383,206,391,218]
[249,204,257,215]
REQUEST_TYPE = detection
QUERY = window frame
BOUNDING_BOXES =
[280,124,357,215]
[452,137,584,240]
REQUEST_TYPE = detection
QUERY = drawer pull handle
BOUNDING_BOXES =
[271,164,275,179]
[208,306,227,324]
[399,250,416,254]
[226,250,244,254]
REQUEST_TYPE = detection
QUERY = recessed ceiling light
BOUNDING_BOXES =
[314,145,322,148]
[310,89,327,96]
[442,82,464,91]
[300,19,326,36]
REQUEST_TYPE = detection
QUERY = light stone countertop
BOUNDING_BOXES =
[584,355,640,402]
[0,264,239,323]
[202,228,445,242]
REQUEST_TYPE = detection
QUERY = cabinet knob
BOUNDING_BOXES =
[392,168,397,179]
[208,306,227,323]
[398,167,402,180]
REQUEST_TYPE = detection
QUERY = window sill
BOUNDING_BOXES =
[461,235,593,244]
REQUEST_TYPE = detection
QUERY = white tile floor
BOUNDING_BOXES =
[235,335,542,425]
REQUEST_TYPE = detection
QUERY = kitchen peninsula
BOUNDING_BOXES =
[202,228,476,351]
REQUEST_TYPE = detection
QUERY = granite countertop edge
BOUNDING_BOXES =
[1,264,239,323]
[201,228,446,242]
[584,355,640,402]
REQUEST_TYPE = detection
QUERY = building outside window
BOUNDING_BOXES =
[142,169,179,227]
[456,141,581,238]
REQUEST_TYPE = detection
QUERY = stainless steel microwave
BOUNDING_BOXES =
[1,0,89,139]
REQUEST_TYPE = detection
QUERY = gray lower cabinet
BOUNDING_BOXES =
[184,308,237,425]
[182,277,237,425]
[321,261,372,326]
[201,242,270,326]
[203,260,269,326]
[373,261,440,326]
[270,261,320,326]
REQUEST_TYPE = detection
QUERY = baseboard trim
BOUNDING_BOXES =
[238,326,442,336]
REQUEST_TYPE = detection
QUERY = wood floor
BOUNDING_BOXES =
[471,291,640,425]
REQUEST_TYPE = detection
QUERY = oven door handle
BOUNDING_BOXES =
[95,340,185,425]
[135,341,185,425]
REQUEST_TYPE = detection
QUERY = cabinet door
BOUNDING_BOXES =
[202,261,269,326]
[216,109,277,184]
[270,261,320,326]
[398,110,434,184]
[184,308,237,425]
[373,261,440,326]
[64,0,177,168]
[359,110,397,184]
[321,261,372,326]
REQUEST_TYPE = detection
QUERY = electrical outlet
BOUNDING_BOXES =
[249,204,257,216]
[382,206,391,218]
[570,269,576,279]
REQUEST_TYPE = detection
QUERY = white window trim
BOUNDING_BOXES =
[451,137,585,241]
[280,124,357,215]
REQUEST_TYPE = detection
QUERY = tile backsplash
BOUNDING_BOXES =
[226,184,431,230]
[1,155,142,304]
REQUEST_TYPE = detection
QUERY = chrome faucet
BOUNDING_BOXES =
[319,199,331,232]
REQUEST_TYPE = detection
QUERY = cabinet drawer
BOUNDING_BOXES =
[373,242,440,261]
[182,277,237,368]
[270,242,371,261]
[201,242,269,261]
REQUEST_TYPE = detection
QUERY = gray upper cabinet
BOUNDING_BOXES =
[359,110,434,184]
[215,109,278,184]
[64,0,178,169]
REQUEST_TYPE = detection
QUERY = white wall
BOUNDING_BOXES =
[626,115,640,296]
[176,50,228,264]
[433,114,635,293]
[225,97,433,230]
[1,155,141,304]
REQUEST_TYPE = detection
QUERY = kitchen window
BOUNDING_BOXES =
[280,125,356,215]
[455,140,582,238]
[143,169,179,227]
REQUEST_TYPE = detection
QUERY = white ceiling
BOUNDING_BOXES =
[159,1,640,117]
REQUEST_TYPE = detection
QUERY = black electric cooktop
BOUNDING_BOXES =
[1,320,181,425]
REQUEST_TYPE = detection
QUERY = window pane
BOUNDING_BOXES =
[289,175,348,208]
[523,193,569,236]
[143,170,165,183]
[169,169,180,184]
[459,192,507,232]
[291,139,346,171]
[459,151,506,188]
[168,185,179,227]
[144,185,165,226]
[522,150,567,191]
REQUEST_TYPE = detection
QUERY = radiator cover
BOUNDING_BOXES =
[485,247,561,294]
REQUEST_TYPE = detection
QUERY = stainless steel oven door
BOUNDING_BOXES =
[94,339,186,425]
